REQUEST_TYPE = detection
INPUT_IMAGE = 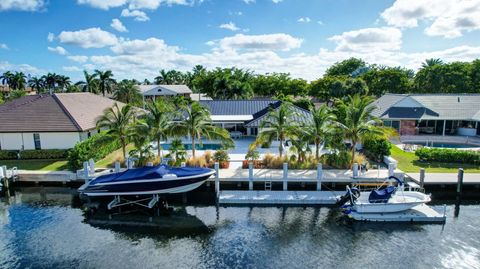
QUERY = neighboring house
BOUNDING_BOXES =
[0,85,35,94]
[138,85,192,99]
[190,93,213,101]
[199,100,311,137]
[371,94,480,137]
[0,93,125,150]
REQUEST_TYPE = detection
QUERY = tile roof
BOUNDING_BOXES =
[0,93,125,132]
[371,93,480,120]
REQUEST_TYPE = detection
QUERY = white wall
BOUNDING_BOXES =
[0,132,81,150]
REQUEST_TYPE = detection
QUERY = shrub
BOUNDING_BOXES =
[363,137,391,162]
[322,150,351,169]
[353,153,368,166]
[245,149,260,161]
[0,150,18,160]
[165,139,187,166]
[263,153,274,167]
[213,150,229,162]
[19,149,69,159]
[204,150,213,164]
[67,132,121,171]
[186,156,207,167]
[415,148,480,165]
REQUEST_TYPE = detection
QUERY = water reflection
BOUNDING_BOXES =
[0,187,479,269]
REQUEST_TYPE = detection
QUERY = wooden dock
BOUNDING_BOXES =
[218,190,344,205]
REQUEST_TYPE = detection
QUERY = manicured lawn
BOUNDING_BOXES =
[0,159,68,171]
[390,145,480,173]
[95,144,135,168]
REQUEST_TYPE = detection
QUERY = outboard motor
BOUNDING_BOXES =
[336,186,360,206]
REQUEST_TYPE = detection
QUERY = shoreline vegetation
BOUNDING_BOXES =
[1,58,480,173]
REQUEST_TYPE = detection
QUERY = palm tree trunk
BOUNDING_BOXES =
[279,137,283,157]
[191,132,196,158]
[350,139,356,168]
[122,142,127,164]
[157,137,162,159]
[315,141,320,160]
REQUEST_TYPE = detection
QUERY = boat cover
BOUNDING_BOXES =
[368,186,396,203]
[90,165,213,185]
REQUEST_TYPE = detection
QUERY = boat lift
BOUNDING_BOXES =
[107,194,160,210]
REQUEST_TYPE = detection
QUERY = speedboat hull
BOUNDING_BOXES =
[353,191,431,213]
[79,170,215,197]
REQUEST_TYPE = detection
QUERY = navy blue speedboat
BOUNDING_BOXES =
[78,165,215,197]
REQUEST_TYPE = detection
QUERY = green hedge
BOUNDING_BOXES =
[0,150,18,160]
[363,137,391,162]
[67,132,121,171]
[415,148,480,165]
[19,149,69,159]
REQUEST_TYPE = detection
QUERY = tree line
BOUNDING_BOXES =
[1,57,480,106]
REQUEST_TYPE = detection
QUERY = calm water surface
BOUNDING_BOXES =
[0,188,479,269]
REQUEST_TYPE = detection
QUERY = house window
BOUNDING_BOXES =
[33,133,41,150]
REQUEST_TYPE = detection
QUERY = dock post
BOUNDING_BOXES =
[316,163,323,191]
[248,162,253,190]
[419,168,425,188]
[89,159,95,174]
[283,162,288,191]
[214,162,220,196]
[352,163,359,178]
[83,161,90,184]
[455,168,464,218]
[388,163,395,178]
[114,161,120,173]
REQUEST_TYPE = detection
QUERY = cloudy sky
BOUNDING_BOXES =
[1,0,480,81]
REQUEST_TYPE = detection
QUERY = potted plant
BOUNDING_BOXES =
[213,150,230,169]
[243,148,260,168]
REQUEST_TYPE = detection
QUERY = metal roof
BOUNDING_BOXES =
[138,85,192,96]
[199,100,279,115]
[371,94,480,120]
[0,93,125,132]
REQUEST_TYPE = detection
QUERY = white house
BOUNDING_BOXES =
[138,85,192,98]
[0,93,125,150]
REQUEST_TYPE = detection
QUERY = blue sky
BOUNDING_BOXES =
[1,0,480,81]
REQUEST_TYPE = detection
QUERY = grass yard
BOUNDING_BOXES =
[0,159,68,171]
[390,145,480,173]
[95,144,135,168]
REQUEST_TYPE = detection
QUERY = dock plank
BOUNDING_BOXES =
[218,190,343,205]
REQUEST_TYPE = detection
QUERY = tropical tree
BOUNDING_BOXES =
[10,72,27,90]
[325,58,367,77]
[256,102,300,157]
[335,94,383,167]
[76,70,99,93]
[128,120,154,166]
[144,98,176,158]
[0,71,13,85]
[28,76,45,94]
[304,105,337,159]
[421,58,443,69]
[42,72,60,93]
[113,80,142,104]
[94,69,116,97]
[7,89,27,100]
[175,102,233,158]
[96,103,136,161]
[56,75,71,91]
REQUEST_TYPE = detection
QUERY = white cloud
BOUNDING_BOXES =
[110,38,179,55]
[328,27,402,52]
[215,33,303,51]
[243,0,255,4]
[77,0,126,10]
[48,46,68,55]
[111,18,128,32]
[67,55,89,63]
[0,61,44,75]
[77,0,193,10]
[0,43,8,50]
[272,0,282,3]
[381,0,480,38]
[47,32,55,42]
[317,20,324,25]
[0,0,45,11]
[219,22,240,31]
[297,17,311,23]
[121,9,150,21]
[58,28,118,49]
[62,66,83,72]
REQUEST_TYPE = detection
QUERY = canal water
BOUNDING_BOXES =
[0,188,479,269]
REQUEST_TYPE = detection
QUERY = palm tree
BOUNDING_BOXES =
[28,76,44,94]
[256,102,300,157]
[0,71,13,85]
[422,58,444,68]
[95,69,116,97]
[175,102,233,158]
[113,80,142,104]
[10,72,26,90]
[42,72,59,93]
[56,75,71,91]
[128,119,154,166]
[96,103,136,161]
[335,94,383,167]
[76,70,99,93]
[144,98,176,158]
[304,105,337,160]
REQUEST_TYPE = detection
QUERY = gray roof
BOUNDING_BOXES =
[0,93,125,132]
[199,100,279,115]
[371,94,480,121]
[138,84,192,95]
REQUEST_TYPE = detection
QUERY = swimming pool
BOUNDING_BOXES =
[160,143,223,150]
[413,142,478,149]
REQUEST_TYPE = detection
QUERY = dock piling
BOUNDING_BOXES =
[89,159,95,174]
[248,162,253,190]
[455,168,464,218]
[352,163,359,178]
[83,161,90,184]
[388,163,395,178]
[283,163,288,191]
[316,163,323,191]
[214,162,220,196]
[419,168,425,188]
[114,161,120,173]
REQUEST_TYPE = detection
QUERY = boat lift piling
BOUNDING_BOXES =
[283,163,288,191]
[248,162,253,190]
[419,168,425,189]
[454,168,464,218]
[214,162,220,196]
[316,164,323,191]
